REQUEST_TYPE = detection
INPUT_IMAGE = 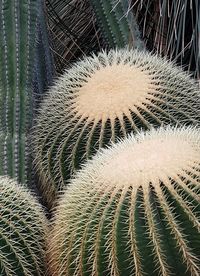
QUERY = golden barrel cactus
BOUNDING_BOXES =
[49,126,200,276]
[33,48,200,206]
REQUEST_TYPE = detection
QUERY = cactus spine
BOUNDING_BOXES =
[48,126,200,276]
[89,0,144,49]
[0,0,40,184]
[0,176,48,275]
[33,48,200,207]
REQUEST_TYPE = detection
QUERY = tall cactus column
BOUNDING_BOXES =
[0,0,40,183]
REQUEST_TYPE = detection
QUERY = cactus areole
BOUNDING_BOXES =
[33,49,200,206]
[49,126,200,276]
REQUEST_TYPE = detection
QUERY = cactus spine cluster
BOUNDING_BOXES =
[0,176,48,275]
[0,0,40,184]
[33,48,200,207]
[48,126,200,276]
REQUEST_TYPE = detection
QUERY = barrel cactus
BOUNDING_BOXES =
[33,48,200,207]
[0,176,48,275]
[48,126,200,276]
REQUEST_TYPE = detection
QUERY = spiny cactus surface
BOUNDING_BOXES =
[0,176,48,276]
[33,48,200,207]
[33,0,55,103]
[49,126,200,276]
[89,0,144,48]
[0,0,40,184]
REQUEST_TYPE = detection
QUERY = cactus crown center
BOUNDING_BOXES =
[75,64,156,121]
[97,131,199,187]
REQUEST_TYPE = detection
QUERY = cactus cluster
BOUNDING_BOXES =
[89,0,144,49]
[48,126,200,276]
[33,48,200,207]
[0,0,198,275]
[0,1,198,275]
[0,176,48,275]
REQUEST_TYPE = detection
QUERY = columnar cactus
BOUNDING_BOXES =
[48,126,200,276]
[89,0,144,48]
[0,0,53,185]
[33,0,55,102]
[0,176,48,275]
[33,48,200,207]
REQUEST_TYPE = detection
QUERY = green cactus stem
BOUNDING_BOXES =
[33,48,200,208]
[0,0,40,184]
[48,126,200,276]
[89,0,144,49]
[33,0,55,105]
[0,176,48,275]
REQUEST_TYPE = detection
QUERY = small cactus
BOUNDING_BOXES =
[48,126,200,276]
[0,176,48,275]
[33,48,200,207]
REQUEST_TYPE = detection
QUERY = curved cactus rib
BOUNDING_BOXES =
[143,187,170,276]
[155,184,200,276]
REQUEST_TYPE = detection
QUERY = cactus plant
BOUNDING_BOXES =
[31,0,55,195]
[0,176,48,275]
[33,0,55,105]
[0,0,50,185]
[89,0,144,49]
[33,48,200,207]
[48,126,200,276]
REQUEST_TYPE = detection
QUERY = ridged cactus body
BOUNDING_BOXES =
[49,126,200,276]
[33,48,200,207]
[0,176,48,275]
[0,0,42,184]
[33,0,55,102]
[89,0,144,48]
